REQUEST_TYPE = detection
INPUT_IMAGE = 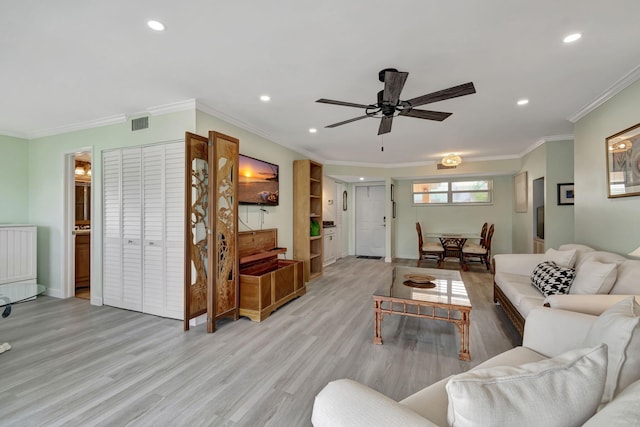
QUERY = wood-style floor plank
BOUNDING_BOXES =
[0,257,519,426]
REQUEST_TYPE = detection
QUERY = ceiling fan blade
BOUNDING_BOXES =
[383,71,408,106]
[325,115,369,128]
[378,116,393,135]
[404,82,476,108]
[316,98,370,109]
[399,109,452,121]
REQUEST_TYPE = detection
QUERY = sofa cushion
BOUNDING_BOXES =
[558,243,594,253]
[583,378,640,427]
[543,248,577,268]
[575,250,627,270]
[610,260,640,294]
[585,296,640,404]
[570,259,617,295]
[445,344,607,427]
[495,272,545,307]
[531,261,575,297]
[400,347,547,427]
[518,296,546,318]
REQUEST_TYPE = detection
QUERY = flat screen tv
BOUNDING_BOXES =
[536,206,544,239]
[238,154,279,206]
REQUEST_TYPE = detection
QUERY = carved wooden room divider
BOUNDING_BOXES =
[184,131,239,333]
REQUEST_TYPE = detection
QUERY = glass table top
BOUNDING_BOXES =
[375,266,471,307]
[0,283,46,307]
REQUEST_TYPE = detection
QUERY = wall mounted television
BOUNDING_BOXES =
[536,205,544,239]
[238,154,279,206]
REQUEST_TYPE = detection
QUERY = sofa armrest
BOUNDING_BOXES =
[312,379,438,427]
[523,308,596,358]
[493,253,544,276]
[544,295,640,316]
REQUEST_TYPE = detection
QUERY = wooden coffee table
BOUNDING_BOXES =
[373,266,472,361]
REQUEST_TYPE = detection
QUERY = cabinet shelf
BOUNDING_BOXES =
[294,159,323,282]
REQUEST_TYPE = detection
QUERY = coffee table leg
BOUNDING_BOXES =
[456,311,471,361]
[374,300,383,345]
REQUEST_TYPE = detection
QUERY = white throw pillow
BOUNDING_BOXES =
[445,344,607,427]
[570,259,617,294]
[585,296,640,404]
[543,248,577,268]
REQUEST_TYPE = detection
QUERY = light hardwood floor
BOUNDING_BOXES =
[0,257,519,426]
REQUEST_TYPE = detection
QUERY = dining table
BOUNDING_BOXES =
[425,232,481,267]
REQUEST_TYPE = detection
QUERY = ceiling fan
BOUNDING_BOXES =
[316,68,476,135]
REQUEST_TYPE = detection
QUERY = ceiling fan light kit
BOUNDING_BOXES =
[317,68,475,136]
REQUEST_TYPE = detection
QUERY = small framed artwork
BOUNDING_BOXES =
[606,122,640,198]
[390,183,395,202]
[392,201,397,219]
[557,183,575,205]
[514,171,527,212]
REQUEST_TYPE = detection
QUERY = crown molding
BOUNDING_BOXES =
[146,99,196,116]
[0,130,29,139]
[568,64,640,123]
[27,114,127,139]
[519,134,574,158]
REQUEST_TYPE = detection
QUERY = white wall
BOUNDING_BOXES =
[545,140,575,250]
[512,144,546,253]
[574,79,640,254]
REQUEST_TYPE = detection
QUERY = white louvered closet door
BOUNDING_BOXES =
[142,142,184,319]
[102,150,122,307]
[163,142,185,319]
[121,147,143,311]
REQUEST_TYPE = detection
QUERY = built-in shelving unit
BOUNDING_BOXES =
[294,159,323,281]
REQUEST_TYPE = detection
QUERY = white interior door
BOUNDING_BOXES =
[355,185,385,257]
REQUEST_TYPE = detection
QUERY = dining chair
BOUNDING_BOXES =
[463,222,487,251]
[461,224,494,271]
[416,222,444,268]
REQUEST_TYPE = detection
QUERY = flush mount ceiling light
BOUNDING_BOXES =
[442,153,462,167]
[147,20,165,31]
[517,99,529,106]
[359,177,365,181]
[75,167,85,175]
[608,139,633,153]
[563,33,582,43]
[309,128,317,133]
[259,95,271,102]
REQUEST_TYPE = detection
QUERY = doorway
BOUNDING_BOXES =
[355,185,385,257]
[64,150,92,300]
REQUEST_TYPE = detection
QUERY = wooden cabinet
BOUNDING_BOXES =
[323,227,336,266]
[238,229,304,322]
[294,160,323,281]
[533,237,545,254]
[75,232,90,289]
[102,142,184,319]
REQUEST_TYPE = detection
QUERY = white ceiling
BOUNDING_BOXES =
[2,1,640,166]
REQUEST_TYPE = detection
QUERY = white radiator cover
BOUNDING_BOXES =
[0,225,37,285]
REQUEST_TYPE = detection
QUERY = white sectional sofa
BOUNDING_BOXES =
[312,300,640,427]
[493,244,640,335]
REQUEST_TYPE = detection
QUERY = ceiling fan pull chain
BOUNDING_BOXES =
[381,134,384,152]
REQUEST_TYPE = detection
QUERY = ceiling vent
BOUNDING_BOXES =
[131,116,149,131]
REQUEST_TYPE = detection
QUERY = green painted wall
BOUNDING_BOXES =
[512,144,546,253]
[27,110,195,298]
[195,110,306,256]
[545,140,575,250]
[394,175,513,259]
[0,135,29,223]
[574,79,640,254]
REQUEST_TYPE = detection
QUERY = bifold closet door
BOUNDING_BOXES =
[142,142,184,319]
[102,150,122,307]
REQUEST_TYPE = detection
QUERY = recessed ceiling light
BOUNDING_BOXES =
[309,128,317,133]
[563,33,582,43]
[517,99,529,106]
[147,20,165,31]
[260,95,271,102]
[359,177,365,181]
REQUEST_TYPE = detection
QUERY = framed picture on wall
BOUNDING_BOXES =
[557,183,575,205]
[514,171,527,212]
[606,122,640,198]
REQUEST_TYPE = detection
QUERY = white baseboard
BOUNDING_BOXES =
[45,288,63,298]
[385,256,392,263]
[90,297,103,306]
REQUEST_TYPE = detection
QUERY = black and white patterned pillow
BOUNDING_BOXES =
[531,261,575,296]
